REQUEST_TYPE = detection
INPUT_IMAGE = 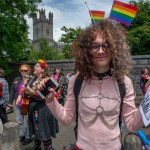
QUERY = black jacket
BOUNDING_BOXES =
[9,76,23,104]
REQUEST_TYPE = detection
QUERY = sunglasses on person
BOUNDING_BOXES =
[21,70,28,72]
[91,43,110,53]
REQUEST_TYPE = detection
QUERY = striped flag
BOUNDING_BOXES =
[109,0,138,27]
[89,10,105,25]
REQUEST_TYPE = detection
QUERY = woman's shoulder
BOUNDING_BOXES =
[123,75,133,88]
[124,75,132,81]
[69,74,78,83]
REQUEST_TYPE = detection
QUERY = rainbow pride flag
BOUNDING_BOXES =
[109,0,138,27]
[89,10,105,25]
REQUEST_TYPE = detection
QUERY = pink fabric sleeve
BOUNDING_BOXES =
[122,76,144,133]
[46,75,77,126]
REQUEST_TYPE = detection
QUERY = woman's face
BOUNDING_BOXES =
[20,66,30,78]
[91,34,112,73]
[34,63,44,76]
[55,68,59,74]
[145,69,148,75]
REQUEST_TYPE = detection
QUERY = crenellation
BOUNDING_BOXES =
[32,8,64,52]
[49,12,53,23]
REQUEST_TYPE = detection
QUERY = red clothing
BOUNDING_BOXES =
[76,145,82,150]
[141,75,149,94]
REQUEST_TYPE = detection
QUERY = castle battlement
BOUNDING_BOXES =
[32,8,64,52]
[33,9,53,24]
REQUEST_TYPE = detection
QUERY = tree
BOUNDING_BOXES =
[59,26,83,59]
[29,38,60,61]
[0,0,41,70]
[128,0,150,55]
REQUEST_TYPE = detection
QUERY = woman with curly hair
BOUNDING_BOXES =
[42,20,144,150]
[22,60,59,150]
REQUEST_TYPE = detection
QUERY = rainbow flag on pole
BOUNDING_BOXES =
[89,10,105,25]
[109,0,138,27]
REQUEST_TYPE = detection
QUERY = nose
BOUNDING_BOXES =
[97,46,105,54]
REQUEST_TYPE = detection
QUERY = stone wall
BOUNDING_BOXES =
[130,55,150,94]
[9,55,150,94]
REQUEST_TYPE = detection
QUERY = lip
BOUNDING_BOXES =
[95,56,107,58]
[94,55,108,59]
[94,55,109,62]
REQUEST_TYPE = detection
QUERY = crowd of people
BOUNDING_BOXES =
[0,63,72,149]
[0,19,150,150]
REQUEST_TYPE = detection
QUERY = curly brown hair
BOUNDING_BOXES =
[71,19,132,81]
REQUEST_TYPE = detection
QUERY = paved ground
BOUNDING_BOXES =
[7,110,76,150]
[6,96,150,150]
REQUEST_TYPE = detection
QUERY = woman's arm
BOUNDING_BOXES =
[122,76,144,133]
[46,75,77,126]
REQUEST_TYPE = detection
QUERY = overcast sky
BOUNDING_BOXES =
[26,0,130,42]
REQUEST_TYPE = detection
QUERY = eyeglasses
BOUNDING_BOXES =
[91,43,110,53]
[21,70,28,72]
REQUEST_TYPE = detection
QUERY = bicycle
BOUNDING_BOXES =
[124,129,150,150]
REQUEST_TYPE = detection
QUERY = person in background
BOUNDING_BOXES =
[62,72,72,97]
[8,64,33,144]
[140,68,150,95]
[52,68,59,81]
[0,68,9,124]
[57,68,65,106]
[23,60,59,150]
[52,68,65,105]
[41,20,145,150]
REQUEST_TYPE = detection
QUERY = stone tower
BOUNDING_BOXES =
[32,9,54,50]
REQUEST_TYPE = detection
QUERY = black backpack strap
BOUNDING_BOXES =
[117,80,126,150]
[73,74,83,139]
[117,80,126,128]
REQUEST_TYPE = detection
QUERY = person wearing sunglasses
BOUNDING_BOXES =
[40,20,146,150]
[8,64,33,144]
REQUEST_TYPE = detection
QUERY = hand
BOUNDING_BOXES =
[16,95,22,105]
[45,88,56,104]
[7,104,13,109]
[38,78,49,90]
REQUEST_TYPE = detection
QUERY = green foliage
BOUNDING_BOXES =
[59,26,83,59]
[128,0,150,55]
[29,38,61,61]
[128,24,150,55]
[0,0,41,71]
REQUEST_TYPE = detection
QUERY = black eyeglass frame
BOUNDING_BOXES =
[90,43,110,53]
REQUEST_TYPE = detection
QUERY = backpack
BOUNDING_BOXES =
[73,75,126,144]
[0,79,3,98]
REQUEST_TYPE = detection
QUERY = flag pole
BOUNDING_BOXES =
[84,2,96,25]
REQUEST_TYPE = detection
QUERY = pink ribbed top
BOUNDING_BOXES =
[47,74,144,150]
